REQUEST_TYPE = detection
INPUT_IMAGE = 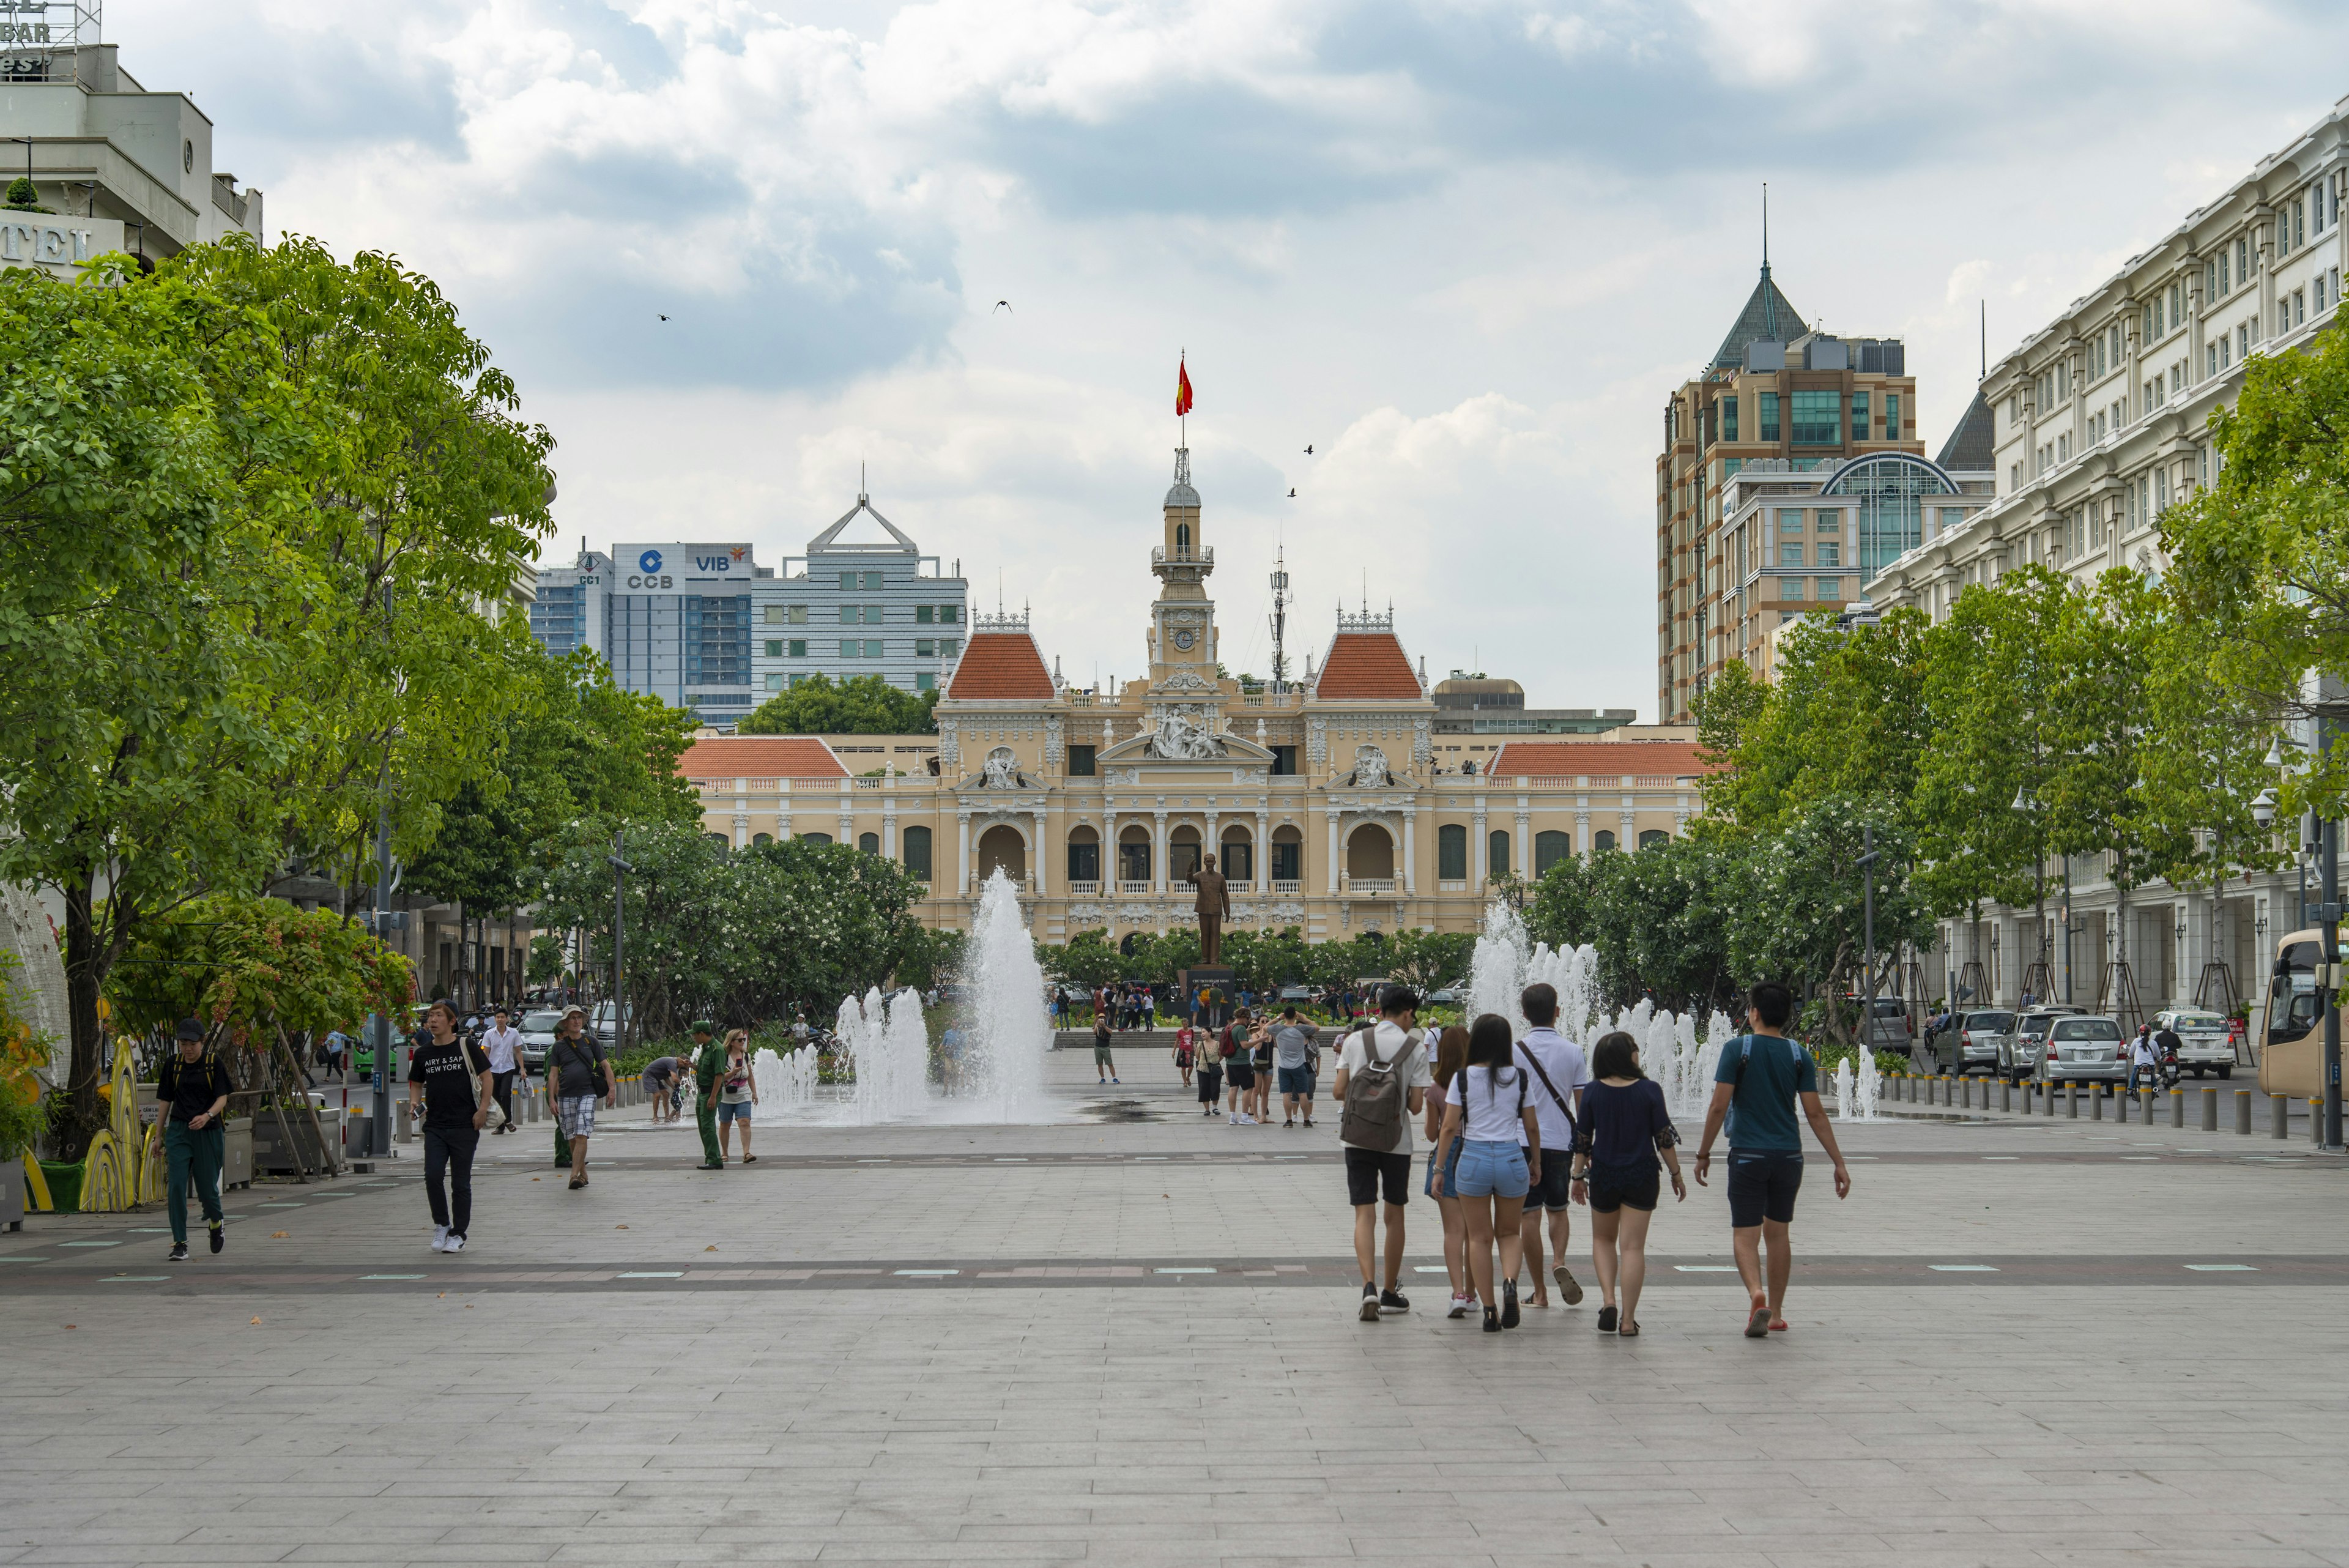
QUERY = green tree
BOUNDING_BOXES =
[738,672,939,737]
[1386,929,1472,995]
[1047,930,1124,995]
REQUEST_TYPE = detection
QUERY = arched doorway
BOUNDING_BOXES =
[1346,823,1394,882]
[1117,825,1152,885]
[1065,825,1100,885]
[1269,824,1304,885]
[977,823,1026,882]
[1219,827,1253,884]
[1169,823,1203,886]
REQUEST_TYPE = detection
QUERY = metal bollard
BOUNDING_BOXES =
[2092,1085,2104,1120]
[2201,1087,2217,1132]
[2236,1088,2252,1135]
[527,1090,541,1123]
[2001,1078,2013,1112]
[2046,1080,2058,1117]
[2271,1094,2289,1139]
[395,1101,414,1142]
[2116,1087,2128,1123]
[2170,1088,2184,1128]
[2314,1099,2326,1146]
[2066,1081,2079,1118]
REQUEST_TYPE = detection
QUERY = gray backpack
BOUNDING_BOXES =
[1339,1027,1419,1151]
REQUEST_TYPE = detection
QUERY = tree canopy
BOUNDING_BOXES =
[738,673,938,737]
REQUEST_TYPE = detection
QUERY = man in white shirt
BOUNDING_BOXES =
[1513,983,1591,1309]
[1330,986,1432,1322]
[480,1009,527,1135]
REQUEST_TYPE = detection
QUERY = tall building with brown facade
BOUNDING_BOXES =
[1655,259,1927,723]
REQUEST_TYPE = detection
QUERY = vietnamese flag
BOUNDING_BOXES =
[1175,357,1194,416]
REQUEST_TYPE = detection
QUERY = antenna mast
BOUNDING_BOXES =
[1267,544,1291,694]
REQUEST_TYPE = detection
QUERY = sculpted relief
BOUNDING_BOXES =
[1148,708,1225,760]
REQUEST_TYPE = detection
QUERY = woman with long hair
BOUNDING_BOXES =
[1431,1013,1539,1331]
[716,1028,760,1164]
[1570,1030,1685,1336]
[1421,1025,1474,1318]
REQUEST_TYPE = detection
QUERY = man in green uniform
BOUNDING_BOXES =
[156,1018,235,1261]
[691,1021,725,1170]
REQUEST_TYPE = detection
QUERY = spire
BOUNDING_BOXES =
[1165,446,1198,508]
[1760,182,1775,339]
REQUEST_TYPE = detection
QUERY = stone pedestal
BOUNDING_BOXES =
[1180,967,1237,1030]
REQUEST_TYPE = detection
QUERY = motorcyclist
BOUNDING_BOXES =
[2126,1025,2159,1093]
[2153,1020,2185,1087]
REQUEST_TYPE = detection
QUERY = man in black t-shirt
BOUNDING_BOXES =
[156,1017,236,1261]
[407,1000,492,1253]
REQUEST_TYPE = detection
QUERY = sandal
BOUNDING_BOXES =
[742,1155,757,1164]
[1745,1297,1772,1339]
[1482,1305,1501,1332]
[568,1178,584,1190]
[1595,1305,1618,1332]
[1619,1318,1640,1337]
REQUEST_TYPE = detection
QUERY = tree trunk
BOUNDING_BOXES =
[58,874,107,1162]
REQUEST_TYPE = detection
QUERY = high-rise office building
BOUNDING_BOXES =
[749,492,970,700]
[1655,258,1925,723]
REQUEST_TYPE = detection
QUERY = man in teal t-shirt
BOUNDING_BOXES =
[1694,980,1852,1340]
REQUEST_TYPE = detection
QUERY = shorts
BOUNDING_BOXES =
[716,1099,752,1125]
[1423,1135,1464,1198]
[1094,1042,1115,1066]
[556,1095,597,1138]
[1277,1066,1316,1094]
[1345,1147,1412,1207]
[1196,1064,1223,1104]
[1452,1139,1529,1200]
[1726,1150,1804,1228]
[1526,1145,1573,1212]
[1587,1161,1661,1213]
[1225,1060,1256,1091]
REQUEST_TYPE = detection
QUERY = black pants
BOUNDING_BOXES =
[423,1125,480,1236]
[492,1071,518,1128]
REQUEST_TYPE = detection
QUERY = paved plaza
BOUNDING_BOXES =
[3,1050,2347,1567]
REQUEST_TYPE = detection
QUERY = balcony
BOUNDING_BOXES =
[1224,880,1255,894]
[1269,880,1302,896]
[1347,879,1397,894]
[1438,880,1468,893]
[1067,881,1103,896]
[1117,880,1155,895]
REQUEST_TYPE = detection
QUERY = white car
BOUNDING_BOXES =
[517,1009,564,1072]
[2153,1008,2237,1079]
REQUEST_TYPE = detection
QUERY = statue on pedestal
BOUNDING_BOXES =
[1188,853,1231,965]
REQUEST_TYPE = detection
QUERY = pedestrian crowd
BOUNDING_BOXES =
[1334,979,1852,1338]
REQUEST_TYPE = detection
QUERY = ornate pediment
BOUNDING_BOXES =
[1099,714,1274,768]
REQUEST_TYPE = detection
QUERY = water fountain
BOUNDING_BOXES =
[752,1042,821,1109]
[940,868,1053,1122]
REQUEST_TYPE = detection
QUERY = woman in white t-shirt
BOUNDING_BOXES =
[1431,1013,1541,1331]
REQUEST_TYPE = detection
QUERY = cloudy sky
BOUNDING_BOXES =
[123,0,2349,718]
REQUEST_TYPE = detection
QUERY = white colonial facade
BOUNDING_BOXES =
[1864,97,2349,1016]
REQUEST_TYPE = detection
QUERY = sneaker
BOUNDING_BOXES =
[445,1233,466,1253]
[167,1241,188,1262]
[1379,1288,1410,1313]
[431,1225,450,1252]
[1358,1282,1381,1323]
[1228,1113,1238,1124]
[1447,1292,1472,1320]
[209,1224,224,1255]
[1238,1114,1258,1126]
[1111,1076,1121,1083]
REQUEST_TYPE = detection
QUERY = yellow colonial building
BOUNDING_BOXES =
[678,451,1710,942]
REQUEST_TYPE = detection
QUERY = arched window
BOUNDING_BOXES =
[1176,522,1191,558]
[1534,830,1572,875]
[1065,827,1099,884]
[1593,830,1616,853]
[902,825,933,879]
[1638,828,1669,849]
[1438,823,1468,880]
[752,833,773,847]
[1218,831,1252,883]
[859,831,880,855]
[1486,830,1510,879]
[706,833,730,848]
[1269,825,1302,883]
[800,831,833,846]
[977,824,1026,882]
[1821,451,1962,578]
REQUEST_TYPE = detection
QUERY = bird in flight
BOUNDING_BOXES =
[658,314,669,321]
[1287,488,1297,498]
[993,300,1012,313]
[1303,444,1313,455]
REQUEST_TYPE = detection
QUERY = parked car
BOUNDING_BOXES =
[2038,1013,2128,1088]
[589,1002,629,1049]
[517,1009,564,1072]
[2002,1006,2087,1083]
[1854,996,1913,1052]
[1425,987,1464,1007]
[2152,1008,2236,1079]
[1928,1008,2016,1076]
[1277,984,1316,1006]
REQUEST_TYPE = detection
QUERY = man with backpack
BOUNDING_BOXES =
[1221,1008,1259,1124]
[1693,981,1853,1339]
[1513,982,1590,1309]
[1330,986,1431,1321]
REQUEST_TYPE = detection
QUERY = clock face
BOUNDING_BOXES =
[1173,629,1195,650]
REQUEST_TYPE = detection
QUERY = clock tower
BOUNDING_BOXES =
[1148,447,1219,695]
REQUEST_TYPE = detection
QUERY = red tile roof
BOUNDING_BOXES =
[678,736,846,780]
[1485,741,1712,780]
[947,631,1056,700]
[1313,633,1421,700]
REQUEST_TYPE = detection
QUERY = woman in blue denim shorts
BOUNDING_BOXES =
[1420,1025,1473,1319]
[1431,1014,1542,1331]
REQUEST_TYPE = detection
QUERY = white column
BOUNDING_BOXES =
[1102,806,1117,888]
[1401,806,1416,894]
[1031,809,1049,897]
[1575,808,1590,858]
[1203,803,1220,884]
[1153,810,1168,895]
[1255,809,1270,892]
[1326,809,1341,895]
[1473,793,1488,886]
[1515,806,1531,878]
[1618,807,1635,852]
[957,811,973,892]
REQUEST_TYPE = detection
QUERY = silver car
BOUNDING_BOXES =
[517,1009,564,1072]
[2153,1009,2236,1079]
[1931,1009,2014,1076]
[2003,1006,2087,1083]
[2039,1014,2128,1087]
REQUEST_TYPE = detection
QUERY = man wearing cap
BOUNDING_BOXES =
[691,1021,725,1170]
[157,1019,235,1261]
